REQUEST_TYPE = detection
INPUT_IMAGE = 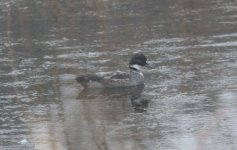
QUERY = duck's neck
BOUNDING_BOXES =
[129,65,144,85]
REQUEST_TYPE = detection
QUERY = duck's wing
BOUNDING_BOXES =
[96,70,129,79]
[99,71,130,88]
[76,71,130,88]
[110,71,130,79]
[76,74,103,87]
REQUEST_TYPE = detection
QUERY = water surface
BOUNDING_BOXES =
[0,0,237,149]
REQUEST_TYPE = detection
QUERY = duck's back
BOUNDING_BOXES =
[76,74,104,88]
[76,72,132,88]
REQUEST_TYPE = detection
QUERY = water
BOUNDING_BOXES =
[0,0,237,149]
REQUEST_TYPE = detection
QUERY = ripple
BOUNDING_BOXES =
[0,58,13,62]
[198,41,237,48]
[7,69,26,76]
[58,74,76,81]
[0,0,237,149]
[57,52,108,59]
[212,32,237,38]
[3,81,30,89]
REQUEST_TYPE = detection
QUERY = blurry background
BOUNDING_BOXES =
[0,0,237,149]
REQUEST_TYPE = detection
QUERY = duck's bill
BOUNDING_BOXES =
[145,63,155,69]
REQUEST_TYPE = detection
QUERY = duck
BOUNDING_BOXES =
[76,53,152,88]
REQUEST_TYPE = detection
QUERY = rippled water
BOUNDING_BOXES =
[0,0,237,149]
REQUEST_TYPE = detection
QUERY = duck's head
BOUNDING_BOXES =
[129,53,152,71]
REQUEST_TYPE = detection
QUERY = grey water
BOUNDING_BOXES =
[0,0,237,149]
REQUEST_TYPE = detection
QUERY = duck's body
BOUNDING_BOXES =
[76,53,151,89]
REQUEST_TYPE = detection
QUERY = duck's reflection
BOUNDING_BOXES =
[63,85,150,150]
[131,94,150,113]
[77,84,150,112]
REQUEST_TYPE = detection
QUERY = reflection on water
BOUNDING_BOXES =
[1,0,237,149]
[78,84,148,113]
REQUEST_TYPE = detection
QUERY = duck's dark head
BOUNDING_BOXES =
[129,53,153,69]
[129,53,148,67]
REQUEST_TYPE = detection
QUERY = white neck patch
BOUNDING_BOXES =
[130,64,141,71]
